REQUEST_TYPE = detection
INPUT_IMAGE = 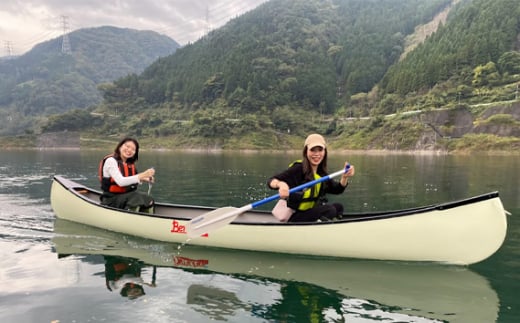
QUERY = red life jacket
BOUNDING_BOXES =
[98,154,138,193]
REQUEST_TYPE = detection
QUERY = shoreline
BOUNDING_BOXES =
[2,145,518,156]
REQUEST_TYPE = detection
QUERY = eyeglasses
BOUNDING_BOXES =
[122,143,136,152]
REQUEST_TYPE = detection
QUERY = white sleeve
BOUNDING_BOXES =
[103,157,140,187]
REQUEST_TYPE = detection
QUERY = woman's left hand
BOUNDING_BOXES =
[340,162,355,186]
[344,162,355,177]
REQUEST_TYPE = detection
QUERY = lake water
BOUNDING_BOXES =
[0,149,518,323]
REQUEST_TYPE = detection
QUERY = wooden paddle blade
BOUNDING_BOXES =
[187,206,240,238]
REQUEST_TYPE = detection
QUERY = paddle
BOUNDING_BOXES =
[148,181,152,195]
[186,164,350,238]
[147,178,153,195]
[147,167,154,195]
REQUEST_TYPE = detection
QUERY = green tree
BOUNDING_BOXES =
[498,51,520,74]
[472,62,498,87]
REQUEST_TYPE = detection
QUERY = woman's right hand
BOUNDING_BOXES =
[139,168,155,182]
[277,181,290,199]
[270,178,290,198]
[278,182,289,199]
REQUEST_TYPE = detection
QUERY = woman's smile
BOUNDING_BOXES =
[121,143,136,160]
[307,147,324,166]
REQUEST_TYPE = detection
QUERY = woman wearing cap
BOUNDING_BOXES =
[267,134,355,222]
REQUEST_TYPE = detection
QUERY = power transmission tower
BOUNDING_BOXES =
[205,5,211,35]
[4,41,13,57]
[61,15,72,54]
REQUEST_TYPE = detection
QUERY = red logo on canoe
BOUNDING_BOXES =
[171,220,187,233]
[170,220,208,237]
[173,256,209,268]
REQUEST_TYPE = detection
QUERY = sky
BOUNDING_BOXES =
[0,0,268,56]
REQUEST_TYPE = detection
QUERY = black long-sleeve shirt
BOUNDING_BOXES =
[267,162,346,197]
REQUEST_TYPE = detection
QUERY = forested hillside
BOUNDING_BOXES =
[89,0,453,139]
[0,26,178,135]
[129,0,451,109]
[379,0,520,112]
[4,0,520,152]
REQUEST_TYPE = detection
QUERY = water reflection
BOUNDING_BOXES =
[52,218,499,322]
[103,256,156,299]
[56,253,157,300]
[187,284,252,321]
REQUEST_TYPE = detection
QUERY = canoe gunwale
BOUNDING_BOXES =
[53,175,216,221]
[52,175,501,225]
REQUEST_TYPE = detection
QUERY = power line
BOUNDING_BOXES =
[144,0,268,44]
[1,0,269,54]
[18,30,62,48]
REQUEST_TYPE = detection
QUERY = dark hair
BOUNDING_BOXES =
[113,137,139,163]
[302,146,328,180]
[120,282,145,299]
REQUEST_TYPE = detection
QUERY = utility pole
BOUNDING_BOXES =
[61,15,72,55]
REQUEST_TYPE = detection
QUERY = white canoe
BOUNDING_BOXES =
[50,175,508,265]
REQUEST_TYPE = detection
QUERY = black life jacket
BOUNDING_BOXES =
[288,160,324,211]
[98,154,138,193]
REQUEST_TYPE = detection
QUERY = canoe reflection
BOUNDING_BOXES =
[52,218,499,322]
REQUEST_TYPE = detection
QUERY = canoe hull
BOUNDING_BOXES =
[50,176,507,265]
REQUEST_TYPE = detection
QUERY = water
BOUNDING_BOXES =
[0,149,518,323]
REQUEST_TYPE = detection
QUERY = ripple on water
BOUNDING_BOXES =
[0,194,55,243]
[0,174,53,189]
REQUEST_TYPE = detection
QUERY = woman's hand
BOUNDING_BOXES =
[340,162,355,186]
[138,168,155,183]
[271,179,290,199]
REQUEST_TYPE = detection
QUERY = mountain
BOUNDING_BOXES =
[86,0,454,138]
[117,0,454,111]
[4,0,520,152]
[0,26,179,135]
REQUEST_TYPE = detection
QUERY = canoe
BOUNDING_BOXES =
[52,217,499,323]
[50,175,508,265]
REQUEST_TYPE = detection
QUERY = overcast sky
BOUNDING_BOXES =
[0,0,267,56]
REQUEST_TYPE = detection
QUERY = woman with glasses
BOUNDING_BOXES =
[98,137,156,213]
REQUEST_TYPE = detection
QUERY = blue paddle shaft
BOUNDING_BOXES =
[251,164,350,208]
[188,165,351,236]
